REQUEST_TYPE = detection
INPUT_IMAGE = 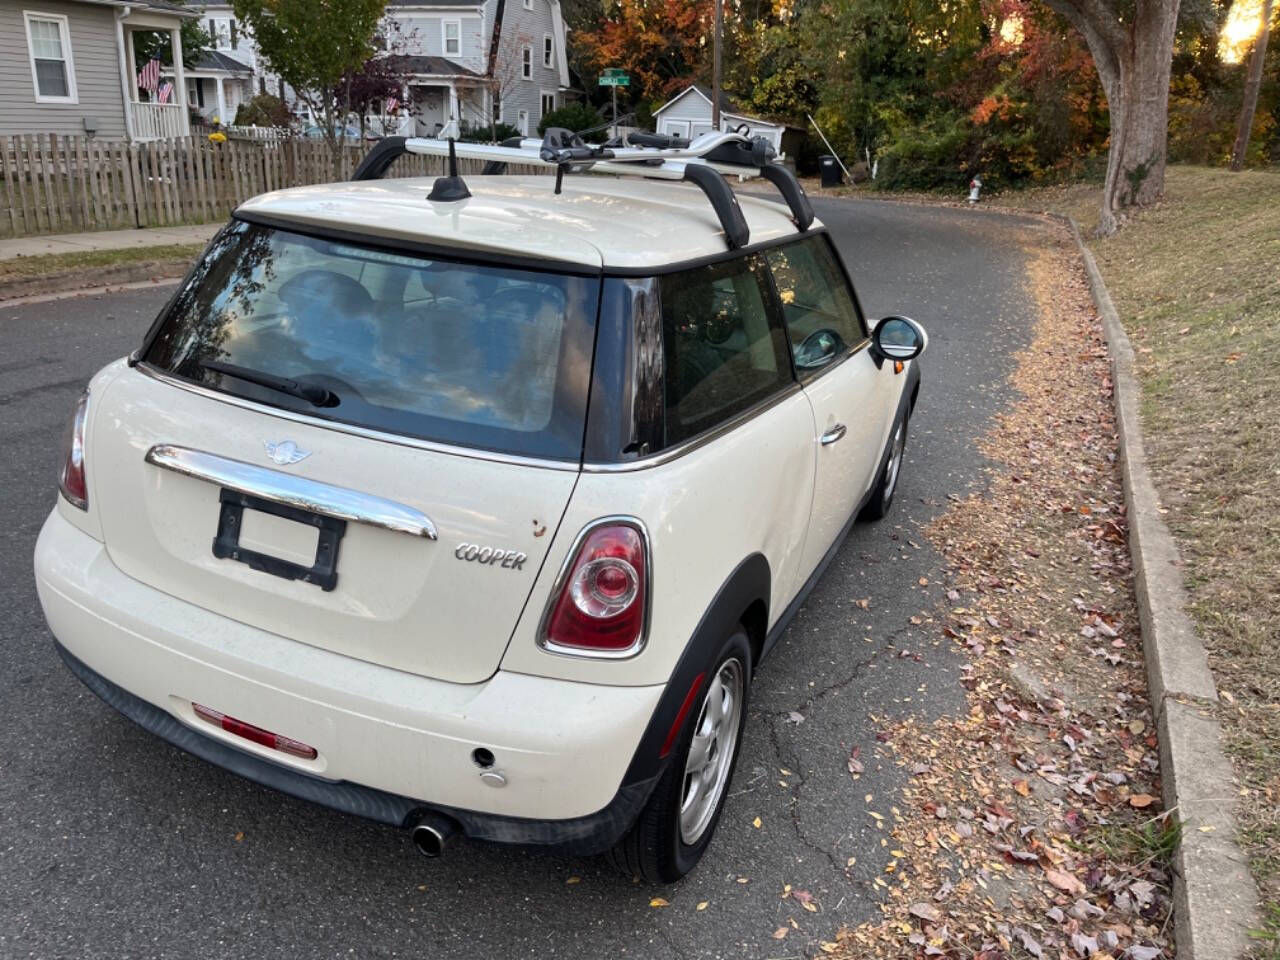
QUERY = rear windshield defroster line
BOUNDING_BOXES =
[141,221,601,462]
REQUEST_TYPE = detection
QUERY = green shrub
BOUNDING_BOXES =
[538,104,604,139]
[233,93,290,128]
[459,123,522,143]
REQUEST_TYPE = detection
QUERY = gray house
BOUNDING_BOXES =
[385,0,571,137]
[199,0,571,138]
[0,0,198,140]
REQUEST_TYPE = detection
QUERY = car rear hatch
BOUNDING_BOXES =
[91,220,600,685]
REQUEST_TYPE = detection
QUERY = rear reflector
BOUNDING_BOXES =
[192,703,318,760]
[659,672,705,759]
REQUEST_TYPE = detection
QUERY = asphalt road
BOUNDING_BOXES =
[0,197,1045,960]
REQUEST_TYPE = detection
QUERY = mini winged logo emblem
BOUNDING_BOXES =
[264,440,311,466]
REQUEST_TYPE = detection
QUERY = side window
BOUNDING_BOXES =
[660,255,792,445]
[765,236,865,374]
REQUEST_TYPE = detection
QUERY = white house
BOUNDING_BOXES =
[653,83,796,153]
[198,0,571,137]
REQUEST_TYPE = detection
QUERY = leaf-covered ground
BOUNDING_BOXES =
[995,167,1280,952]
[818,225,1176,959]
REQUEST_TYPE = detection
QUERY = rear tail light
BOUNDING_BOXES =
[541,520,649,656]
[192,703,318,760]
[58,390,90,510]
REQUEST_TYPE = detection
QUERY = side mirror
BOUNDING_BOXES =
[870,316,927,366]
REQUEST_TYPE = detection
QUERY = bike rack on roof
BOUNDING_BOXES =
[349,129,814,252]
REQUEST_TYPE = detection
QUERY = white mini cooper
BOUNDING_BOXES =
[34,131,925,882]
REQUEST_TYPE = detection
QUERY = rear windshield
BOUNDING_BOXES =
[142,221,600,460]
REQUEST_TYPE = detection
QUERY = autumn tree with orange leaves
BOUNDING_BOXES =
[572,0,716,104]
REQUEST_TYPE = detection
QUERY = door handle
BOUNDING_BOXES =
[820,423,847,445]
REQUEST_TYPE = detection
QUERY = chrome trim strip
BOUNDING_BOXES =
[144,444,439,540]
[582,382,805,473]
[133,363,580,473]
[536,516,652,661]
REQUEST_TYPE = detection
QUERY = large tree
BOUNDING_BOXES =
[1043,0,1182,234]
[232,0,389,175]
[1230,0,1275,169]
[572,0,715,104]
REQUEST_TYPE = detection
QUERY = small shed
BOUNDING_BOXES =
[652,83,801,155]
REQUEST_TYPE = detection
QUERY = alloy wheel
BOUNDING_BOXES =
[679,658,745,846]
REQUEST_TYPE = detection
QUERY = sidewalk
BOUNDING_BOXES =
[0,224,220,262]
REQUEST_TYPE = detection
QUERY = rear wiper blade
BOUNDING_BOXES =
[200,360,338,408]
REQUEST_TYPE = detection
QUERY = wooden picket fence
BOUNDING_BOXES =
[0,133,548,239]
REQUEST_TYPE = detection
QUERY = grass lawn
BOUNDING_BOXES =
[0,243,205,284]
[999,165,1280,937]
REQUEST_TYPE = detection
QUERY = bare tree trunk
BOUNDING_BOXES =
[1230,0,1275,171]
[1045,0,1181,235]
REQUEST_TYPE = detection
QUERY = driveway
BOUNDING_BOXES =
[0,198,1044,959]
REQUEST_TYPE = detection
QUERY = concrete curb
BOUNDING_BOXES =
[1066,218,1259,960]
[0,259,190,302]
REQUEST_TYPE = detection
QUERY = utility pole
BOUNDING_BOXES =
[711,0,723,130]
[1230,0,1274,171]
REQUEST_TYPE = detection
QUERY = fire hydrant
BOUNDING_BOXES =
[968,175,982,204]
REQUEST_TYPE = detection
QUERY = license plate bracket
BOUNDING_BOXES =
[212,488,346,591]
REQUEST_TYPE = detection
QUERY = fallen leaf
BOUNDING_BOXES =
[566,876,581,885]
[1129,793,1156,808]
[234,832,244,842]
[772,927,788,940]
[649,897,669,908]
[848,745,865,776]
[752,816,762,829]
[696,901,708,911]
[909,902,941,923]
[1070,931,1098,957]
[1044,868,1086,895]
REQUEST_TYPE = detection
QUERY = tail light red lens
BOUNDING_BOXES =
[58,391,90,510]
[192,703,318,760]
[542,521,648,654]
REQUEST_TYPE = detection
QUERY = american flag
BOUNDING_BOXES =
[157,81,174,104]
[385,96,399,113]
[138,58,161,93]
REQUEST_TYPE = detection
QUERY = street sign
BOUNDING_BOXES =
[598,73,630,87]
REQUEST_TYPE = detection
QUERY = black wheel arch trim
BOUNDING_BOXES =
[618,553,770,787]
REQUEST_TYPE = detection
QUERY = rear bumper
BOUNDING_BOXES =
[34,508,663,853]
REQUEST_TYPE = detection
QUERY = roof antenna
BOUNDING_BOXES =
[427,138,471,202]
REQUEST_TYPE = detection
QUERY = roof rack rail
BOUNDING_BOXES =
[349,129,813,251]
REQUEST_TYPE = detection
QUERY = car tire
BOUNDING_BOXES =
[860,411,909,521]
[606,629,752,883]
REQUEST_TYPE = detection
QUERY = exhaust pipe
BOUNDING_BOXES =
[409,812,458,858]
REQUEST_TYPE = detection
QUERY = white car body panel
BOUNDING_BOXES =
[87,363,578,686]
[501,389,818,686]
[34,509,661,819]
[797,350,901,573]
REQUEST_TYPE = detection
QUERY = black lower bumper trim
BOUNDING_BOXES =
[54,640,655,856]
